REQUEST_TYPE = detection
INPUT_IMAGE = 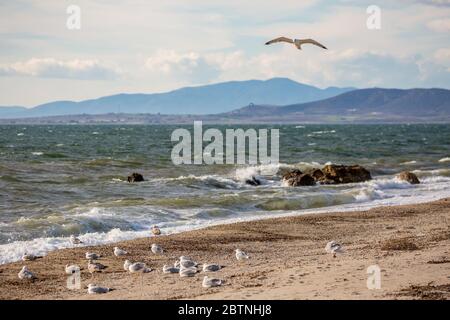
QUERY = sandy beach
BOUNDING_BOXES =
[0,198,449,300]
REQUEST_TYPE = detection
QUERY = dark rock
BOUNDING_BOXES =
[320,165,371,184]
[282,169,315,186]
[397,171,420,184]
[305,168,324,180]
[245,176,261,186]
[127,172,144,183]
[281,169,303,181]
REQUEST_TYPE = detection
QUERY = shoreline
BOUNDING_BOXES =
[0,198,449,299]
[2,190,450,266]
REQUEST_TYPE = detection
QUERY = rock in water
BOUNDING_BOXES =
[305,168,324,180]
[282,169,315,186]
[320,165,371,184]
[245,176,261,186]
[127,172,144,183]
[397,171,420,184]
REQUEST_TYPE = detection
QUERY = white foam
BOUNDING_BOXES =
[31,152,43,156]
[1,171,449,265]
[439,157,450,163]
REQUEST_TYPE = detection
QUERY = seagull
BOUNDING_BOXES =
[21,253,41,261]
[178,256,197,268]
[202,264,221,272]
[87,284,110,294]
[325,240,344,258]
[70,235,83,245]
[65,264,80,275]
[128,262,151,273]
[18,266,36,280]
[179,266,197,277]
[202,276,223,288]
[151,243,163,255]
[151,225,161,236]
[88,260,106,274]
[162,265,180,274]
[265,37,327,50]
[85,252,100,260]
[235,249,250,261]
[114,247,128,257]
[123,260,132,271]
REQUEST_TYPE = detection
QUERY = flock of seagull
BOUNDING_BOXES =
[17,225,343,295]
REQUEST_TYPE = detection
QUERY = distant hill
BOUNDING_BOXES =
[0,78,355,118]
[229,88,450,121]
[0,106,27,117]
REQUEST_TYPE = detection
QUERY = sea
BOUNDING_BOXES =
[0,124,449,264]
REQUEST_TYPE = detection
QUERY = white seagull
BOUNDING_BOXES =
[202,276,223,288]
[151,243,164,255]
[162,265,180,274]
[178,256,197,268]
[85,252,100,260]
[65,264,80,275]
[235,249,250,261]
[18,266,36,280]
[265,37,327,50]
[202,264,221,272]
[128,262,151,273]
[70,235,83,245]
[87,284,110,294]
[325,240,344,258]
[114,247,128,257]
[179,266,197,278]
[123,260,132,271]
[88,260,106,274]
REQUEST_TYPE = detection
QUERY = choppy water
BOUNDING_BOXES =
[0,124,449,264]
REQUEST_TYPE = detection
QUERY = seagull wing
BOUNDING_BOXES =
[265,37,294,45]
[297,38,328,50]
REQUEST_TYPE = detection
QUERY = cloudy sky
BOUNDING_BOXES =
[0,0,449,107]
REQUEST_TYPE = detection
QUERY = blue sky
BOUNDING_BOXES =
[0,0,449,107]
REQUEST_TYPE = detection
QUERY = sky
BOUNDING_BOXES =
[0,0,449,107]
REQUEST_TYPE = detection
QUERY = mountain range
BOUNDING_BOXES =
[0,78,449,123]
[0,78,354,118]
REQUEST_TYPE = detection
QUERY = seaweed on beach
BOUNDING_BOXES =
[395,283,450,300]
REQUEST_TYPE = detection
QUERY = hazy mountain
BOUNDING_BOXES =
[0,106,27,117]
[230,88,450,121]
[0,78,354,118]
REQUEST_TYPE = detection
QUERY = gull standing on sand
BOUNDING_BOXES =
[179,266,197,277]
[151,243,164,255]
[163,265,180,274]
[88,260,106,277]
[128,262,151,273]
[65,264,80,275]
[70,235,83,245]
[177,256,198,268]
[87,284,110,294]
[85,252,100,260]
[114,247,128,257]
[123,260,132,271]
[325,240,344,258]
[202,276,223,288]
[151,225,161,236]
[265,37,328,50]
[235,249,249,261]
[202,264,221,272]
[18,266,36,280]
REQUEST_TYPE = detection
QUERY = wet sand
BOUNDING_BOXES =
[0,198,449,300]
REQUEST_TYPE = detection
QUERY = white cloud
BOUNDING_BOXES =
[0,58,120,80]
[427,18,450,32]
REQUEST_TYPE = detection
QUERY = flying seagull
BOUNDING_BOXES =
[265,37,327,50]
